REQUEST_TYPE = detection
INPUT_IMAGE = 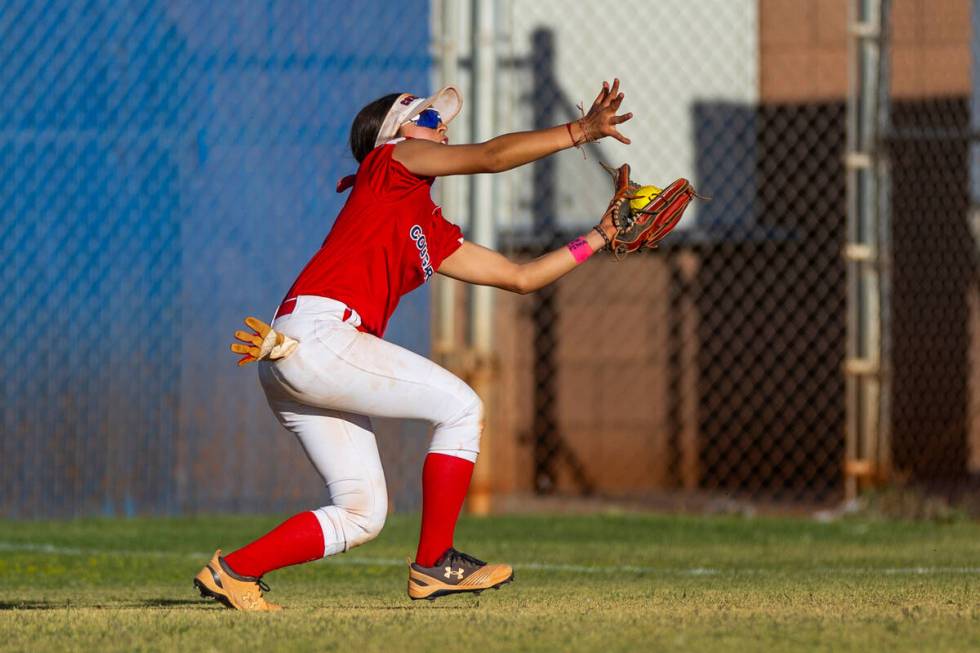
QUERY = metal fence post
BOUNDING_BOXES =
[844,0,892,499]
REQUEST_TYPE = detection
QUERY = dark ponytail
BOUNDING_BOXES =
[349,93,401,163]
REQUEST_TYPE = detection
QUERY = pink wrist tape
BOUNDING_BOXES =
[567,237,594,263]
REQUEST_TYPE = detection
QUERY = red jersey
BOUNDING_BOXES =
[279,143,464,337]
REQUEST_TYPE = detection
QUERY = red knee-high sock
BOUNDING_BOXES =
[415,453,475,566]
[223,511,324,578]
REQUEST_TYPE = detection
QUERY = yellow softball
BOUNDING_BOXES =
[630,185,662,211]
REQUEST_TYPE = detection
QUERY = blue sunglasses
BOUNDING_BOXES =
[409,108,442,129]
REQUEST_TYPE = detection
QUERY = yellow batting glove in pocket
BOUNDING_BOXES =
[230,316,299,366]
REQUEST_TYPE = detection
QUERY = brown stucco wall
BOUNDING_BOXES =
[449,1,978,507]
[760,0,971,102]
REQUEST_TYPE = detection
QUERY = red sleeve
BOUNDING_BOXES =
[429,208,464,270]
[358,143,430,199]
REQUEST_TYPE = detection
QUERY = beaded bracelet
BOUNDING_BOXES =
[592,225,611,251]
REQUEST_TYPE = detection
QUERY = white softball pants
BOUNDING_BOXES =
[258,296,482,557]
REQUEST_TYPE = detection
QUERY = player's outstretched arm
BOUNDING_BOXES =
[436,211,616,295]
[437,164,704,292]
[393,79,632,178]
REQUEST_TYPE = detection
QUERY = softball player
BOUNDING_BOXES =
[194,80,632,610]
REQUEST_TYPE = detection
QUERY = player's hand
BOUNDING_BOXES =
[597,199,620,239]
[230,316,298,366]
[231,316,273,366]
[579,78,632,145]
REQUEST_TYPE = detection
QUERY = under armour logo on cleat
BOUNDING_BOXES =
[444,567,465,580]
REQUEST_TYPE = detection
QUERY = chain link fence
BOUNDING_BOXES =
[889,98,974,488]
[2,0,977,518]
[458,0,979,507]
[0,0,435,518]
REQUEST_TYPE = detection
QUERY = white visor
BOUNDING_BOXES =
[373,85,462,147]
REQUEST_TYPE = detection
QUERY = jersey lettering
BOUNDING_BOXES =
[410,225,434,281]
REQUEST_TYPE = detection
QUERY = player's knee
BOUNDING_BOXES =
[468,400,485,454]
[343,504,387,549]
[460,390,483,429]
[318,472,388,552]
[341,476,388,550]
[430,389,483,462]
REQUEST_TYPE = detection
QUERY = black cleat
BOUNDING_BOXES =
[407,548,514,601]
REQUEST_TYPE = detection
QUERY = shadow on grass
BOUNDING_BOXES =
[0,598,481,611]
[0,600,70,610]
[132,598,208,608]
[0,598,207,611]
[316,600,486,611]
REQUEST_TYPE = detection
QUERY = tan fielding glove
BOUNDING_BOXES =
[593,162,707,260]
[230,316,298,366]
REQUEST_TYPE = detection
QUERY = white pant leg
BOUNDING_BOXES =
[262,296,483,462]
[267,400,388,556]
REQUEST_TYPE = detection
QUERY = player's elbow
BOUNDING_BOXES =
[480,141,507,174]
[509,268,535,295]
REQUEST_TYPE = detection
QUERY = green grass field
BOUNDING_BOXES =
[1,512,978,652]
